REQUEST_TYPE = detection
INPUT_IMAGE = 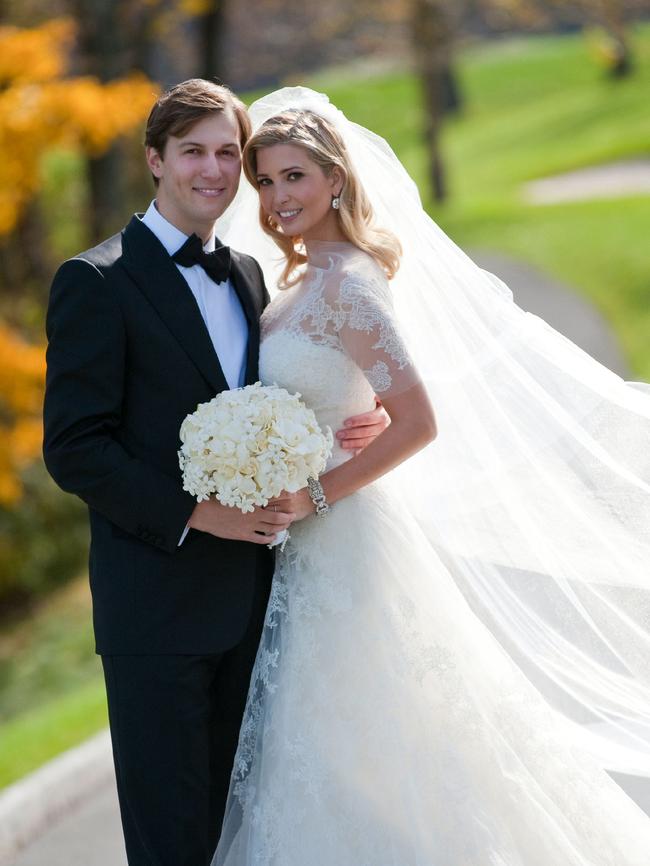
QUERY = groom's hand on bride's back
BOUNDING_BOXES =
[337,400,390,454]
[187,499,295,545]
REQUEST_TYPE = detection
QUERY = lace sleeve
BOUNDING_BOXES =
[330,266,421,397]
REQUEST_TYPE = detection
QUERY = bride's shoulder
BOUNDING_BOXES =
[324,246,390,299]
[335,252,393,309]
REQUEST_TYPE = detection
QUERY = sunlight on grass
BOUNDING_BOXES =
[0,575,105,788]
[0,678,107,788]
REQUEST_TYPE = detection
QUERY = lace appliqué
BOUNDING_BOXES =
[231,575,287,808]
[339,271,412,391]
[261,250,414,395]
[364,360,392,393]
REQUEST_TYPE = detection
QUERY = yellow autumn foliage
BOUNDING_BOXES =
[0,19,158,504]
[0,324,46,506]
[179,0,214,14]
[0,19,158,235]
[0,18,73,85]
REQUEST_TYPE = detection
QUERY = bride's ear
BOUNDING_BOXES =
[329,166,344,197]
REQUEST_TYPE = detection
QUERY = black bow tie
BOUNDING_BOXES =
[172,233,231,284]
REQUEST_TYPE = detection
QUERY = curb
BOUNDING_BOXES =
[0,729,114,865]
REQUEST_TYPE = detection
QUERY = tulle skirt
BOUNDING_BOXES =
[213,478,650,865]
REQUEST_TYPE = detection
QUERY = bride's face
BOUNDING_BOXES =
[254,143,344,242]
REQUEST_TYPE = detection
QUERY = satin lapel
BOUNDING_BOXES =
[121,216,228,395]
[229,252,261,385]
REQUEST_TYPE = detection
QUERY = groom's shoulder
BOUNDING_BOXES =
[47,226,132,321]
[56,222,132,288]
[49,231,126,301]
[62,214,147,278]
[72,231,124,272]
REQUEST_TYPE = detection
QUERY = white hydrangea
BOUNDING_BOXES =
[178,382,333,512]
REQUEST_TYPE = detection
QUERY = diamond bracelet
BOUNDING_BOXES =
[306,476,330,517]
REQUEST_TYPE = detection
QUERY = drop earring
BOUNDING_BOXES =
[331,196,340,210]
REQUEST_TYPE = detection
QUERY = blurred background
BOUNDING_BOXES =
[1,0,649,790]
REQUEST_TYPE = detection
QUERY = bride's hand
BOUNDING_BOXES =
[266,488,314,522]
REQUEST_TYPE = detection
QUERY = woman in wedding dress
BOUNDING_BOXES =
[212,88,650,865]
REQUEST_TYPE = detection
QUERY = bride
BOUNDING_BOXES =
[212,88,650,865]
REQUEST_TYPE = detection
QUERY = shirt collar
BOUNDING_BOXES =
[140,200,216,255]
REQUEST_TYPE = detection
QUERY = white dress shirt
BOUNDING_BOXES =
[141,201,249,390]
[140,201,250,544]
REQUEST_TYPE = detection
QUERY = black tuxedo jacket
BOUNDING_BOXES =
[43,216,274,654]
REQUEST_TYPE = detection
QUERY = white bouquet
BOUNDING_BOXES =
[178,382,333,542]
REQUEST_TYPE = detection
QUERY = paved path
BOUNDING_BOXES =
[523,157,650,205]
[9,784,126,866]
[7,253,640,865]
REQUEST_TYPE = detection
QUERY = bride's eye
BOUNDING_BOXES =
[287,172,304,181]
[257,178,272,186]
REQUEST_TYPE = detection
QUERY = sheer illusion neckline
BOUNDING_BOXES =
[304,239,360,270]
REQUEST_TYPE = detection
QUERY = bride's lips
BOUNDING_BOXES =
[276,208,303,224]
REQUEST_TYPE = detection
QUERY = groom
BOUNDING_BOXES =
[43,79,386,866]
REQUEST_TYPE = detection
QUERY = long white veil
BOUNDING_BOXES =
[219,87,650,782]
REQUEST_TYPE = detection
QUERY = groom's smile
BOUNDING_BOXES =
[146,109,243,240]
[194,187,226,197]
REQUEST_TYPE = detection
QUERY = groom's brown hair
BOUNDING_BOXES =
[145,79,251,178]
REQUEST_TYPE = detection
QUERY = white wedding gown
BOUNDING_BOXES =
[213,240,650,866]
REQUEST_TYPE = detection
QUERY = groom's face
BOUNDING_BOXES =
[146,109,243,239]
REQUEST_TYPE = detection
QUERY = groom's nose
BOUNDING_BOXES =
[200,153,223,178]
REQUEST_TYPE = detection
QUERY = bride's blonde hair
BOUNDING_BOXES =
[242,110,402,288]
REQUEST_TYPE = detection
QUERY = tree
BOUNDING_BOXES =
[70,0,156,237]
[0,18,155,499]
[592,0,633,76]
[0,19,157,610]
[0,19,156,237]
[0,323,44,506]
[192,0,230,82]
[411,0,461,203]
[478,0,640,77]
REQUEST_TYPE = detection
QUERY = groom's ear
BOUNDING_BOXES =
[146,146,164,181]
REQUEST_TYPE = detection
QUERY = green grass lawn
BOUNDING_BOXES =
[0,679,107,788]
[0,577,106,788]
[308,24,650,378]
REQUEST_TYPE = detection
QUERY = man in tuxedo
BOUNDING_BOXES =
[43,79,387,866]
